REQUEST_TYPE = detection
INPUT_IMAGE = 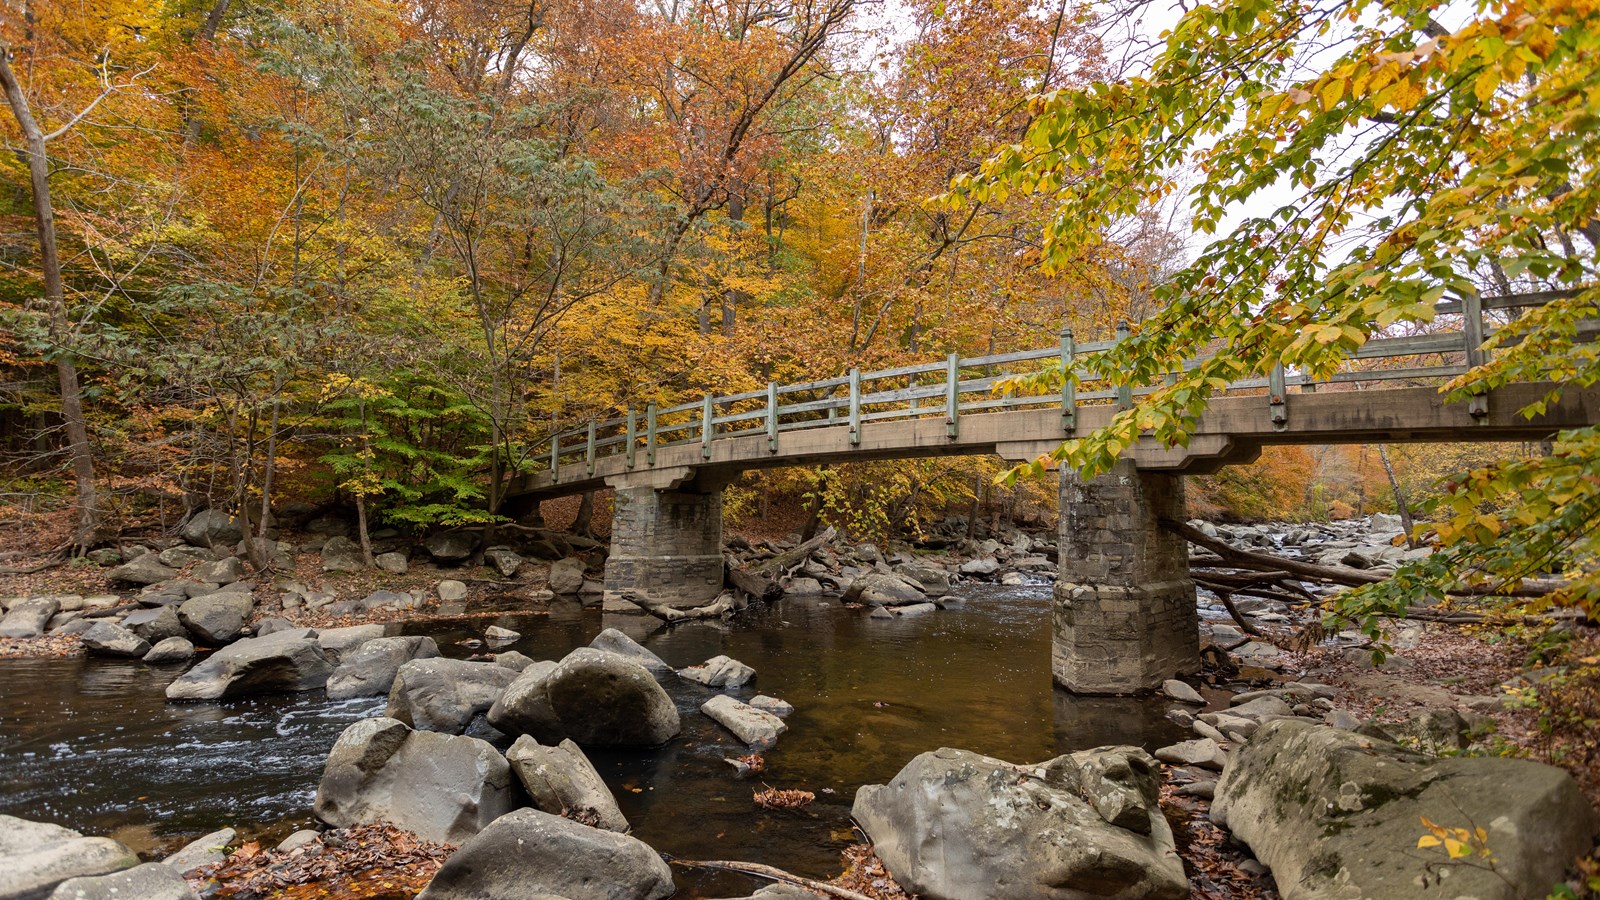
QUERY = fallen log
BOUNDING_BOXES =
[724,526,837,600]
[725,559,782,603]
[668,859,874,900]
[619,589,746,623]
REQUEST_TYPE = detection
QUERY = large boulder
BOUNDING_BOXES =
[385,658,519,734]
[0,599,59,639]
[78,622,149,658]
[0,815,138,900]
[180,509,243,547]
[123,607,185,644]
[506,735,629,833]
[588,628,670,675]
[484,548,523,578]
[314,717,521,845]
[176,592,254,644]
[852,747,1187,900]
[320,537,363,573]
[546,558,586,595]
[48,863,197,900]
[326,637,441,700]
[193,557,246,585]
[701,694,786,749]
[1212,720,1600,900]
[424,531,478,563]
[842,573,925,606]
[316,624,386,660]
[488,648,679,747]
[142,637,195,664]
[416,808,673,900]
[165,630,333,701]
[107,556,179,587]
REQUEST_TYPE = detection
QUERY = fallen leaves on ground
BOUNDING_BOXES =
[754,786,815,810]
[829,844,913,899]
[1161,782,1279,899]
[0,635,84,659]
[191,823,453,899]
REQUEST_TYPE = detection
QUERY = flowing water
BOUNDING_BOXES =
[0,585,1187,896]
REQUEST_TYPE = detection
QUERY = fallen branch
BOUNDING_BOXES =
[668,859,874,900]
[619,590,746,622]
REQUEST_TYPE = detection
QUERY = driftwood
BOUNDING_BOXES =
[619,589,746,622]
[668,859,874,900]
[724,526,837,600]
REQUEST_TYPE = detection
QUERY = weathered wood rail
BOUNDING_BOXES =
[510,293,1600,499]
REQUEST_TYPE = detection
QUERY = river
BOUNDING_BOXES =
[0,585,1188,895]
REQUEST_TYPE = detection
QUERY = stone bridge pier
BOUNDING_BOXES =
[603,467,729,609]
[1053,459,1201,694]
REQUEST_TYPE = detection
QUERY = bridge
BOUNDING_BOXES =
[510,294,1600,695]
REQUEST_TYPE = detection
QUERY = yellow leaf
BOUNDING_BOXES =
[1444,837,1473,859]
[1417,835,1442,848]
[1474,69,1500,104]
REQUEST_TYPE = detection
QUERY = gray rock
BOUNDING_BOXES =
[424,532,477,563]
[326,637,441,700]
[483,548,523,578]
[676,655,755,689]
[1226,695,1293,722]
[236,537,293,571]
[506,735,628,832]
[165,631,333,701]
[161,827,234,876]
[843,573,925,606]
[316,624,386,660]
[888,601,938,616]
[701,694,787,748]
[484,626,519,644]
[894,565,950,596]
[107,556,181,587]
[374,552,408,575]
[958,557,999,575]
[252,617,296,637]
[749,695,794,717]
[1162,679,1204,704]
[386,658,519,734]
[852,748,1186,900]
[158,546,216,569]
[48,863,196,900]
[415,808,673,900]
[320,536,363,573]
[79,622,149,658]
[546,558,586,595]
[143,637,195,664]
[275,830,319,852]
[488,647,679,747]
[0,599,60,639]
[1154,738,1227,770]
[180,510,243,547]
[177,592,253,644]
[783,577,824,595]
[1213,720,1600,900]
[84,549,122,567]
[193,557,246,585]
[314,717,520,845]
[436,580,468,602]
[493,651,540,672]
[359,590,412,611]
[123,607,185,644]
[588,628,670,674]
[0,815,138,900]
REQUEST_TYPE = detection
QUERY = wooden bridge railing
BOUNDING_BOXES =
[535,292,1581,483]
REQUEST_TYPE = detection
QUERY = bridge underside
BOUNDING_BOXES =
[521,382,1597,695]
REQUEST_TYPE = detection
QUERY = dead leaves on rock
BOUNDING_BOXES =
[191,823,452,900]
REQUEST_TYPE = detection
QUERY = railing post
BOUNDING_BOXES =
[550,433,560,482]
[946,352,959,439]
[1060,325,1076,433]
[585,422,596,477]
[849,368,862,445]
[701,395,714,459]
[625,408,637,469]
[766,382,779,453]
[646,402,658,466]
[908,374,919,414]
[1463,290,1489,420]
[1114,321,1133,411]
[1269,362,1288,431]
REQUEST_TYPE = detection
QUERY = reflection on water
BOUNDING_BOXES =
[0,586,1188,893]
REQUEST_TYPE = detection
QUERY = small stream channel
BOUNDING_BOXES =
[0,585,1189,896]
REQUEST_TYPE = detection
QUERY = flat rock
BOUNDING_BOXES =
[506,735,629,833]
[749,695,794,717]
[143,637,195,664]
[701,694,786,749]
[1154,738,1227,771]
[0,598,61,639]
[415,808,673,900]
[1162,679,1204,704]
[484,626,519,644]
[107,556,179,586]
[193,558,245,585]
[316,624,386,660]
[166,631,332,701]
[676,655,755,689]
[123,607,185,643]
[162,827,234,876]
[314,717,520,845]
[48,862,197,900]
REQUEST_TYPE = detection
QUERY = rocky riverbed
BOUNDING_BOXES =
[2,509,1598,899]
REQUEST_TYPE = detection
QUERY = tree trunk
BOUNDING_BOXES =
[0,55,99,551]
[1376,444,1417,547]
[572,491,595,537]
